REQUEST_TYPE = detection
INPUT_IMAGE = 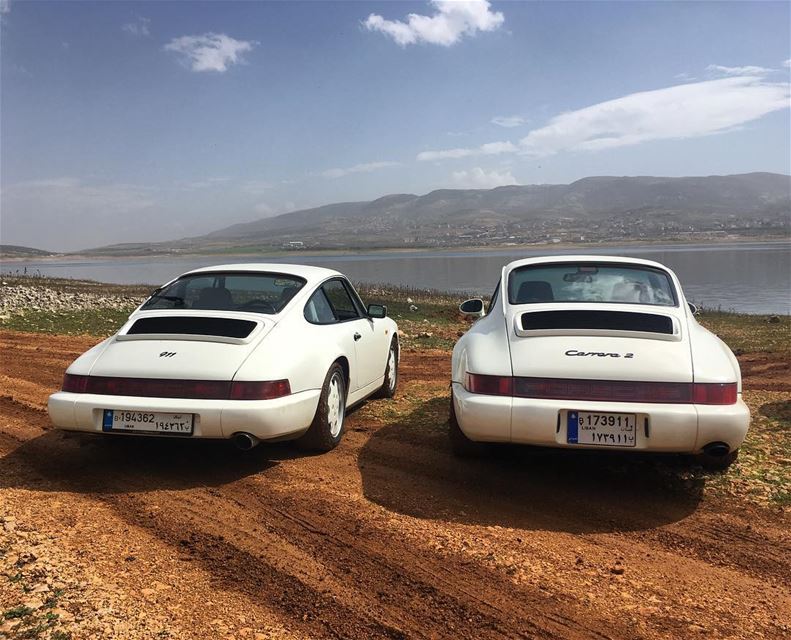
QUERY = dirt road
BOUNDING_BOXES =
[1,330,789,639]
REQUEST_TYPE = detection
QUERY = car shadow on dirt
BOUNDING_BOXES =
[358,396,707,534]
[0,429,313,494]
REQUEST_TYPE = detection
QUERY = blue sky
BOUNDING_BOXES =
[1,0,789,251]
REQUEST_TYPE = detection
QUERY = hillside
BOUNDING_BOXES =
[0,245,55,259]
[87,173,790,254]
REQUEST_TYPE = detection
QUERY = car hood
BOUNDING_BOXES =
[506,304,692,383]
[84,310,275,380]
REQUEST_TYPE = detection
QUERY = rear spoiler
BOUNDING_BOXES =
[514,309,682,342]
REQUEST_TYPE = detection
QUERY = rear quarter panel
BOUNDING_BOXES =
[233,312,353,394]
[452,311,512,383]
[688,317,742,388]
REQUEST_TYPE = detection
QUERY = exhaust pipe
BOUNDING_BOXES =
[232,432,260,451]
[703,442,730,458]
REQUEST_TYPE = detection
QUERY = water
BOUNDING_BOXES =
[3,241,789,314]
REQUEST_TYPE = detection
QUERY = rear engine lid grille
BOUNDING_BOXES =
[126,316,257,339]
[521,310,674,334]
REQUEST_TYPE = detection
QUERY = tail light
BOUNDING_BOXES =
[62,373,89,393]
[60,375,291,400]
[464,373,512,396]
[692,383,737,405]
[230,379,291,400]
[465,373,737,405]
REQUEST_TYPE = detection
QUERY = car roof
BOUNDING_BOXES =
[180,263,343,285]
[503,254,673,272]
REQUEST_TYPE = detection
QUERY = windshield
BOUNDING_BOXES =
[508,263,677,307]
[141,272,307,315]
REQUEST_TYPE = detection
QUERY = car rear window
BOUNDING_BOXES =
[508,263,677,307]
[141,272,306,314]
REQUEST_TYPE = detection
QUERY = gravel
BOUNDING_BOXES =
[0,283,145,316]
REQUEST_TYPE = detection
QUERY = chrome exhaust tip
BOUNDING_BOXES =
[232,432,260,451]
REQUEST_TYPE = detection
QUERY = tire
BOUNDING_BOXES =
[297,363,347,452]
[374,338,399,399]
[448,391,487,457]
[696,448,739,471]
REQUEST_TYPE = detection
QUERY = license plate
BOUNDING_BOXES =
[567,411,636,447]
[102,410,194,435]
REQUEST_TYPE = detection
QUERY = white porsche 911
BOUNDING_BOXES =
[48,264,399,451]
[451,255,750,469]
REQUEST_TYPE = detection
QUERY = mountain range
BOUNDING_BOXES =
[89,172,790,255]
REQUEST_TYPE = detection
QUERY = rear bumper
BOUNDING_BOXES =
[451,382,750,453]
[47,389,321,441]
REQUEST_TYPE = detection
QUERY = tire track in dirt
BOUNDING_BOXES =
[1,331,790,640]
[4,426,626,639]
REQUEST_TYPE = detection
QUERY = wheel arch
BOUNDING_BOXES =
[333,355,350,395]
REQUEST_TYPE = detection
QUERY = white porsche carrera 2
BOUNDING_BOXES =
[48,264,399,451]
[450,256,750,469]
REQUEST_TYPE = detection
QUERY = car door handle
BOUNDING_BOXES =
[353,332,362,341]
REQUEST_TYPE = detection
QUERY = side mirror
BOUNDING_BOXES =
[367,304,387,319]
[687,302,700,316]
[459,298,485,318]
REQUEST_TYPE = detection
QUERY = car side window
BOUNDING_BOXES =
[304,288,337,324]
[322,279,362,321]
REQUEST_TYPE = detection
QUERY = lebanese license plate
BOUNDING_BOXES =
[102,409,194,435]
[567,411,636,447]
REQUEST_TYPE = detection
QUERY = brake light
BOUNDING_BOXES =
[464,374,738,405]
[230,379,291,400]
[62,373,88,393]
[692,383,737,405]
[464,373,513,396]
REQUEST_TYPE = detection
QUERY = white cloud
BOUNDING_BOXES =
[417,140,516,161]
[491,115,526,128]
[122,16,151,38]
[242,180,274,195]
[783,59,791,69]
[417,147,473,161]
[1,0,10,15]
[321,161,400,179]
[706,64,772,76]
[418,75,790,160]
[520,76,790,156]
[364,0,504,47]
[452,167,518,188]
[164,33,256,72]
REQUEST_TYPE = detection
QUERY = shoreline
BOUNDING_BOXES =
[2,236,788,264]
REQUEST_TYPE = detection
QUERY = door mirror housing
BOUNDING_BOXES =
[367,304,387,319]
[687,302,700,316]
[459,298,485,318]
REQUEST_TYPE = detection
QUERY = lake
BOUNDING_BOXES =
[3,241,789,314]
